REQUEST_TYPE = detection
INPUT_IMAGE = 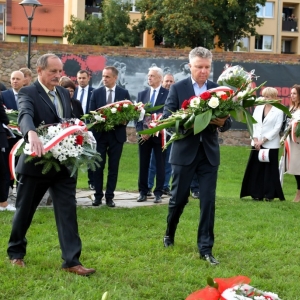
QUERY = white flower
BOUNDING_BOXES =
[208,96,219,108]
[255,96,265,102]
[237,90,248,99]
[216,91,226,97]
[189,97,201,108]
[123,104,128,108]
[94,115,104,121]
[114,104,119,108]
[111,107,117,113]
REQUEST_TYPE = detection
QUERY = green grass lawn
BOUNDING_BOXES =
[0,143,299,299]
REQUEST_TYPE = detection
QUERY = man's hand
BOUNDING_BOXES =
[209,116,229,127]
[141,134,150,141]
[28,130,45,157]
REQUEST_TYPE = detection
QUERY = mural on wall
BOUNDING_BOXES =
[58,54,300,130]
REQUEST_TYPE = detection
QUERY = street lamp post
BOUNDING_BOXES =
[19,0,42,69]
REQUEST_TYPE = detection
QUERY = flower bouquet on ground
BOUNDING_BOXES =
[10,119,101,178]
[138,66,291,149]
[82,100,164,132]
[186,276,282,300]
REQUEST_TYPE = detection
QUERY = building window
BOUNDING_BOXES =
[257,2,274,18]
[20,36,37,43]
[234,37,249,52]
[121,0,139,12]
[255,35,273,51]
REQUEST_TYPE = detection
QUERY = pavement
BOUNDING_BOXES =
[7,188,170,209]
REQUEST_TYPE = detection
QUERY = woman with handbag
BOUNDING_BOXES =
[283,84,300,202]
[240,87,285,201]
[0,95,16,211]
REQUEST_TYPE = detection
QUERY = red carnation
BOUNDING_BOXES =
[220,94,228,100]
[200,91,211,100]
[117,107,122,111]
[181,100,190,109]
[76,135,84,146]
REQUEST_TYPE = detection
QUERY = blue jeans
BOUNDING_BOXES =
[148,145,171,190]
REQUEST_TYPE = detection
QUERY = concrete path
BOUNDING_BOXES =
[7,188,170,209]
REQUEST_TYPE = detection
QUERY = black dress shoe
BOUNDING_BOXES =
[137,195,147,202]
[89,184,95,190]
[154,195,162,203]
[200,254,220,265]
[106,200,115,207]
[192,192,199,199]
[92,199,102,206]
[162,188,172,196]
[163,236,174,247]
[147,189,153,197]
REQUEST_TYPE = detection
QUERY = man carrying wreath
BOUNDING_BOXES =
[7,53,95,276]
[162,47,232,265]
[89,66,131,208]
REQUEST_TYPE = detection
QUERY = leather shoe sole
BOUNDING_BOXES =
[10,259,25,267]
[63,265,96,276]
[137,195,147,202]
[163,236,174,247]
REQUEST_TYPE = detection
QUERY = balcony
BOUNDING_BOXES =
[282,20,298,32]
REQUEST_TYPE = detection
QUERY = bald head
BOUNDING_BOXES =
[10,71,24,92]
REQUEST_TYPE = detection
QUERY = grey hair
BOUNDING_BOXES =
[36,53,61,70]
[149,66,163,78]
[189,47,213,62]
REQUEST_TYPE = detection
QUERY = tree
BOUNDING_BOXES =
[136,0,267,50]
[208,0,267,51]
[136,0,215,48]
[99,0,132,46]
[63,15,103,45]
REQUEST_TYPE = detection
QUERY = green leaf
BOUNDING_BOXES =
[271,103,292,117]
[243,109,256,138]
[207,277,218,289]
[183,113,196,129]
[194,110,212,134]
[230,108,244,122]
[296,123,300,138]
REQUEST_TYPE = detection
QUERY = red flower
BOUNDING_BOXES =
[181,100,190,109]
[220,94,228,101]
[117,107,122,111]
[76,135,84,146]
[102,115,107,119]
[200,91,211,100]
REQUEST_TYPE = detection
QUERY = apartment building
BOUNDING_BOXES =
[3,0,300,54]
[235,0,300,54]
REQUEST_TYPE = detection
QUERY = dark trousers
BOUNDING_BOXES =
[93,132,124,201]
[138,136,165,196]
[0,149,7,202]
[166,143,218,255]
[7,172,82,268]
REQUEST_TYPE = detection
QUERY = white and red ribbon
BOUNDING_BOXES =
[148,113,166,147]
[95,100,132,111]
[9,120,87,180]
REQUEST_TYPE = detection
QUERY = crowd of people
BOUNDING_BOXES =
[1,47,300,274]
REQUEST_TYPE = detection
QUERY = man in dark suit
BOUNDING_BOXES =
[2,70,25,199]
[162,47,232,265]
[7,54,95,276]
[74,70,95,190]
[89,66,130,208]
[136,66,169,204]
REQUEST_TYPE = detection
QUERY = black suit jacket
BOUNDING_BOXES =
[2,89,18,110]
[71,98,84,118]
[0,95,9,148]
[135,86,169,134]
[163,77,231,166]
[89,85,131,143]
[74,86,94,114]
[15,81,73,177]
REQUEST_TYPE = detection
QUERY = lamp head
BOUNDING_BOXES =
[19,0,42,7]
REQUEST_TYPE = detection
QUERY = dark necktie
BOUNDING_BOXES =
[14,94,18,109]
[150,89,156,107]
[107,89,113,104]
[80,88,84,103]
[49,91,60,117]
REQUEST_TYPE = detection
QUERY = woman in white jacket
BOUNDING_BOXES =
[240,87,285,201]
